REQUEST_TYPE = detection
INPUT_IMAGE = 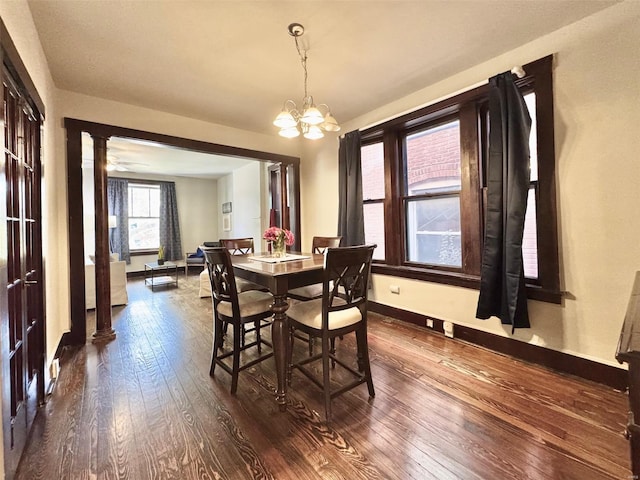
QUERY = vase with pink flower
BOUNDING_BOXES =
[263,227,295,258]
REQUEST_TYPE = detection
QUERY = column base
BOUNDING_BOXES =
[91,328,116,344]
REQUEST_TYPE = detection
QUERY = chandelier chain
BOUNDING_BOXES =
[294,36,308,99]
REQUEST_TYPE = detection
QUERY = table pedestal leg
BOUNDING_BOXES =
[271,293,289,411]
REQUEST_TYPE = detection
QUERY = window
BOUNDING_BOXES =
[128,183,160,250]
[361,56,560,302]
[522,92,538,279]
[404,119,462,267]
[362,142,385,260]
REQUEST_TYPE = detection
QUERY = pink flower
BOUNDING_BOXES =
[263,227,295,246]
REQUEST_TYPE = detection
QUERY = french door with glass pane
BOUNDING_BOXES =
[1,66,45,477]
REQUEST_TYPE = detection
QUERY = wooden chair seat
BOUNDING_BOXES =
[287,297,361,330]
[217,290,273,318]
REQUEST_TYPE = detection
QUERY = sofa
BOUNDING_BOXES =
[186,242,218,297]
[85,257,129,309]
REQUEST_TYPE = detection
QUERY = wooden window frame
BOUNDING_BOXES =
[361,55,560,303]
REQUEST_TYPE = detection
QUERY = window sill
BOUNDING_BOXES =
[371,264,562,304]
[130,249,159,257]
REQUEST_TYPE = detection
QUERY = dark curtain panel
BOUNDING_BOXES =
[476,72,531,332]
[337,130,365,247]
[107,178,130,264]
[159,182,183,261]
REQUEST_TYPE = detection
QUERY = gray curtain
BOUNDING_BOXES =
[337,131,365,247]
[159,182,183,261]
[476,72,531,332]
[107,178,130,264]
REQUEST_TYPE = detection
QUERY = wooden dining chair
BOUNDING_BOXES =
[218,237,270,346]
[203,246,274,394]
[288,236,343,355]
[286,244,376,421]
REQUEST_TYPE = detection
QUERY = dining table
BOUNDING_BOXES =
[230,251,325,411]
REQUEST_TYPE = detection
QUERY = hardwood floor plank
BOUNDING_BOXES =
[15,277,630,480]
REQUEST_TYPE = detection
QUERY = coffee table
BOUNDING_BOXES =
[144,261,179,291]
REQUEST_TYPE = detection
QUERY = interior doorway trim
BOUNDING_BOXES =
[64,118,301,346]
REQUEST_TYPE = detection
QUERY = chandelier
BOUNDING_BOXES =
[273,23,340,139]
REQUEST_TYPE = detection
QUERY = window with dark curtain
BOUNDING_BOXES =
[359,55,559,303]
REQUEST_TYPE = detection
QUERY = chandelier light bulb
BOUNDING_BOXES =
[301,106,324,125]
[322,112,341,132]
[273,110,297,128]
[303,125,324,140]
[279,126,300,138]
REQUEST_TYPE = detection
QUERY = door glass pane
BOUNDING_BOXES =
[406,196,461,267]
[523,187,538,279]
[405,120,461,195]
[363,203,385,260]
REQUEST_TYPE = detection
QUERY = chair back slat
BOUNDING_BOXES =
[219,238,255,255]
[323,245,375,317]
[202,246,240,317]
[312,236,342,255]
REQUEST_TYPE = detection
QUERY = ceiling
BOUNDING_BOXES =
[80,134,256,179]
[30,1,618,175]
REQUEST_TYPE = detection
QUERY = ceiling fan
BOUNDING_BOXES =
[105,155,146,172]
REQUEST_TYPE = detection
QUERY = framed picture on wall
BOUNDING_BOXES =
[222,213,231,231]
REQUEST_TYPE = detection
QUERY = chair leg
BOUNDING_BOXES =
[330,338,336,368]
[322,335,332,422]
[287,327,295,386]
[223,321,229,344]
[355,326,375,398]
[308,334,314,356]
[231,322,241,394]
[210,315,224,376]
[255,320,262,353]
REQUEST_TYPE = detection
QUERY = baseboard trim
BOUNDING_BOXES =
[48,331,74,395]
[54,331,73,359]
[126,267,194,279]
[369,301,627,391]
[126,271,146,279]
[369,301,445,334]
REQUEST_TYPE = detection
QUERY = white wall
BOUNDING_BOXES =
[218,162,265,249]
[232,162,263,247]
[301,2,640,368]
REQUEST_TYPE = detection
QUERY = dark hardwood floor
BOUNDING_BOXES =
[15,275,629,479]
